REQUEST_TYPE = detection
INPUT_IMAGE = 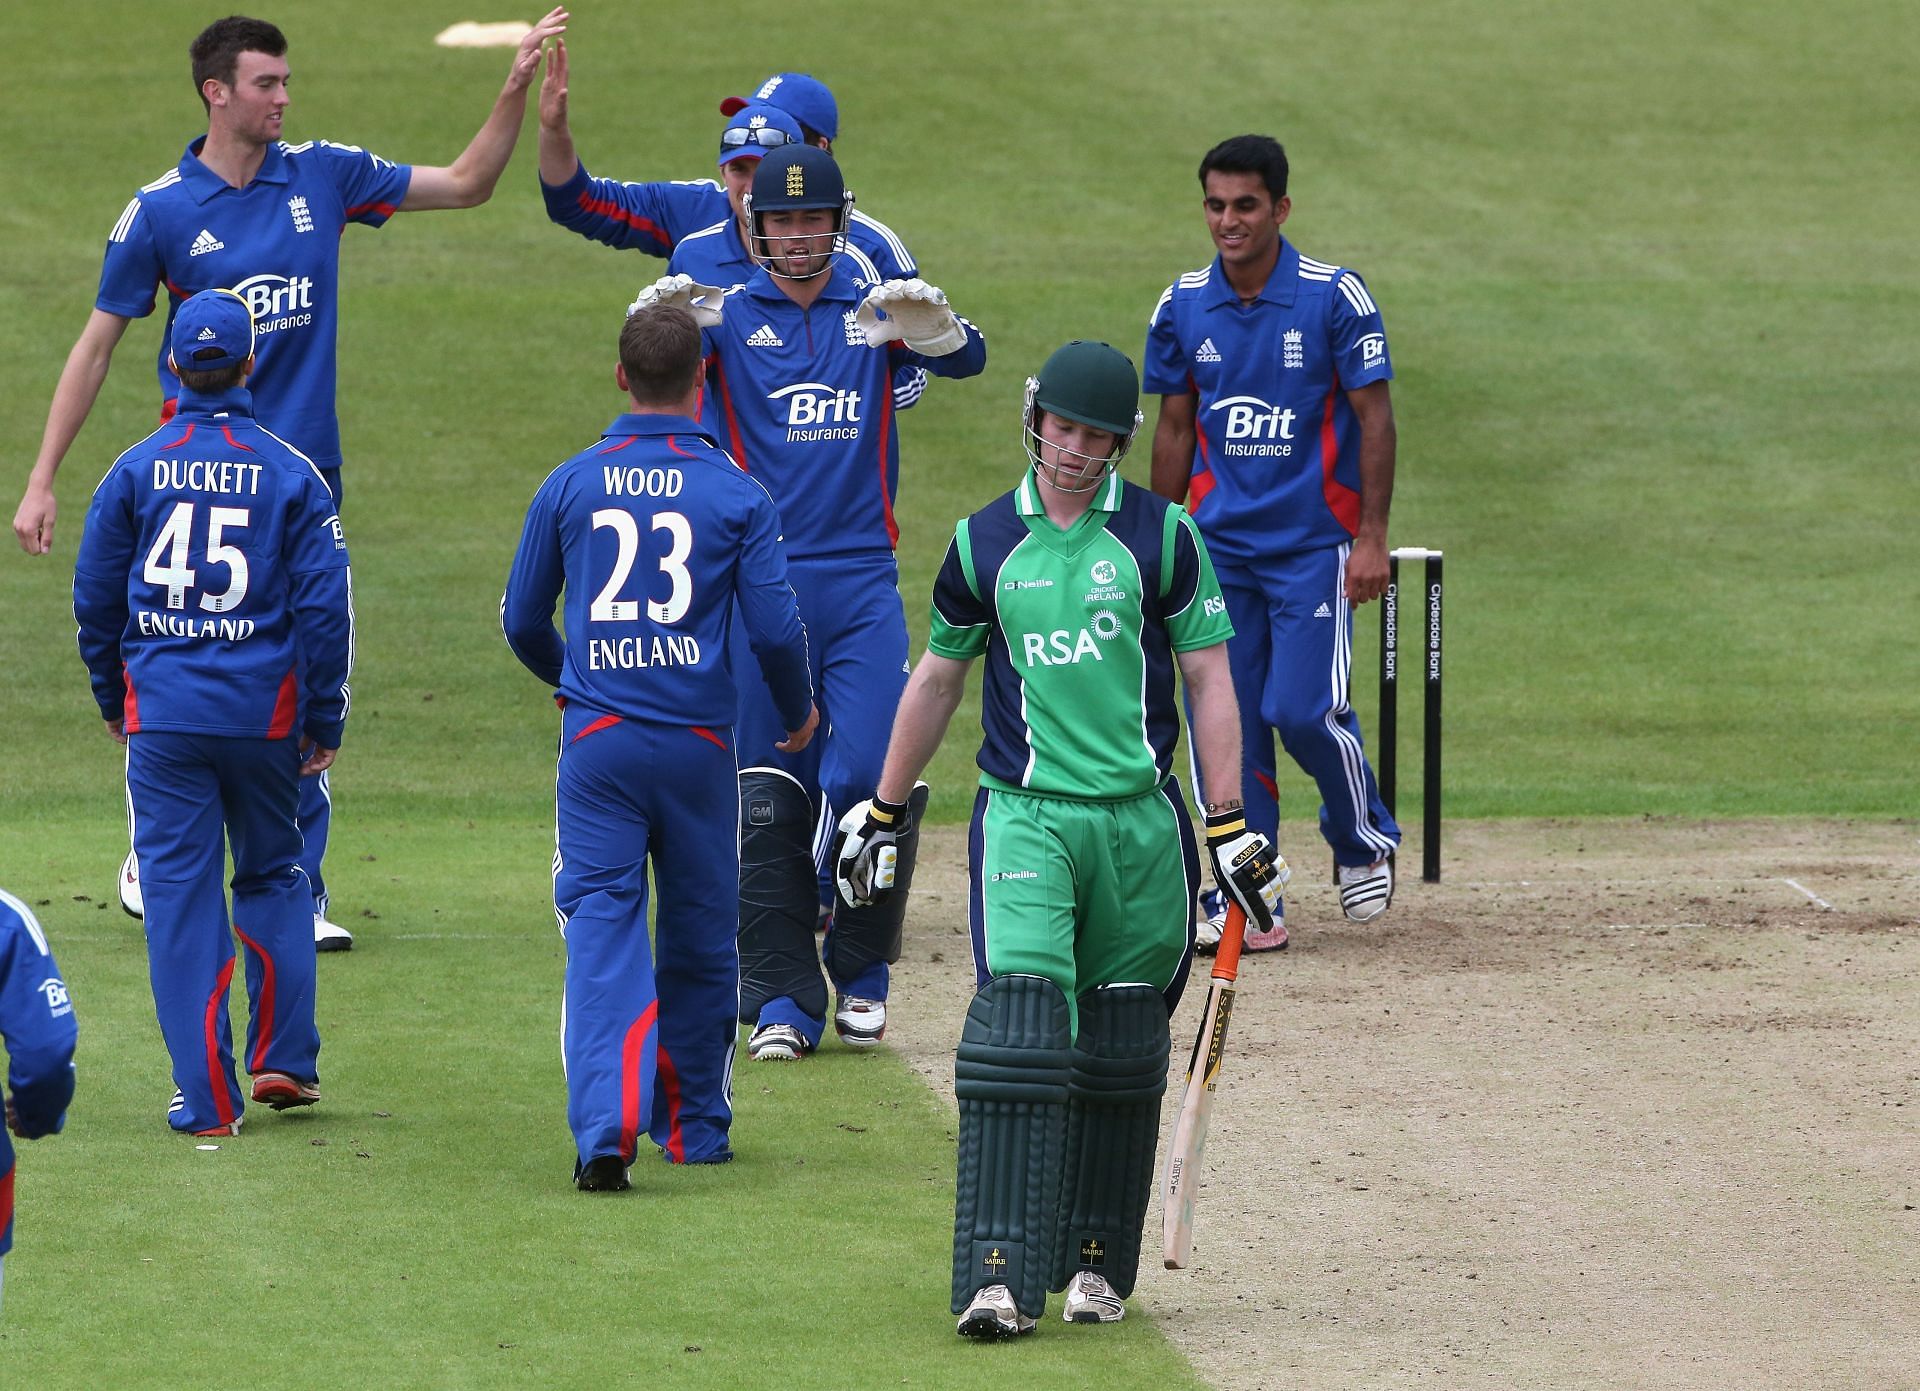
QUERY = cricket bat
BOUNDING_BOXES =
[1161,902,1247,1269]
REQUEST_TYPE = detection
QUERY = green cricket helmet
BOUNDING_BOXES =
[1023,340,1144,491]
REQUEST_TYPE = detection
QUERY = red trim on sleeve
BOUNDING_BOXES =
[203,957,238,1126]
[266,669,299,740]
[344,200,397,219]
[123,664,142,735]
[1319,383,1360,535]
[1187,468,1217,512]
[711,356,750,471]
[0,1165,14,1240]
[576,191,668,250]
[164,278,192,301]
[232,925,278,1074]
[219,425,254,453]
[655,1042,685,1163]
[689,725,728,750]
[569,714,623,744]
[876,383,898,549]
[618,1000,660,1164]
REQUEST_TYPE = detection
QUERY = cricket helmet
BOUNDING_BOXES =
[742,145,852,281]
[1023,340,1144,491]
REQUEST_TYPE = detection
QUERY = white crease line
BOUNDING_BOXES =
[1780,878,1834,911]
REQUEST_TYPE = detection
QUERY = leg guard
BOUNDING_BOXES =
[1049,984,1172,1299]
[951,973,1072,1319]
[823,781,930,988]
[737,768,827,1025]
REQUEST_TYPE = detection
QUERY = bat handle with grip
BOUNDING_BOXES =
[1212,904,1247,981]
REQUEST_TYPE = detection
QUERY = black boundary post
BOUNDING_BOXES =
[1379,555,1399,816]
[1423,552,1443,883]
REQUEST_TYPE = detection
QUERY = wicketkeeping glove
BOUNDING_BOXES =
[625,273,727,328]
[835,794,911,908]
[1204,809,1289,934]
[855,279,968,356]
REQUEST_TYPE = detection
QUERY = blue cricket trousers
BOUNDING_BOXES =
[128,732,318,1134]
[554,704,740,1167]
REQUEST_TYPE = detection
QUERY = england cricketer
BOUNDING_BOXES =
[501,303,818,1189]
[1147,134,1402,948]
[13,9,568,950]
[837,341,1285,1335]
[1,887,78,1316]
[73,288,354,1136]
[634,144,987,1064]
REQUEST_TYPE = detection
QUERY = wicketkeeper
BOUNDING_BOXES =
[837,341,1285,1336]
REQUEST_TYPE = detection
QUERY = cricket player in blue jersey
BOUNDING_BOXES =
[0,888,79,1317]
[1146,134,1401,950]
[13,9,568,951]
[73,289,354,1137]
[535,42,930,413]
[502,303,818,1190]
[632,144,986,1063]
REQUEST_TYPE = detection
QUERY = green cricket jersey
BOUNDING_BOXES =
[927,469,1232,800]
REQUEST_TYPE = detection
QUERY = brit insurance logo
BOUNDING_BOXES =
[229,273,315,337]
[1208,394,1296,457]
[768,381,861,442]
[1358,332,1387,368]
[38,976,72,1018]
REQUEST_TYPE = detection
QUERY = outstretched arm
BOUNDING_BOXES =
[536,35,580,187]
[13,309,133,555]
[401,8,569,212]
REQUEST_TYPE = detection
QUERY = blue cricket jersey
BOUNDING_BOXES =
[0,888,79,1256]
[699,263,986,559]
[73,386,355,749]
[502,413,814,730]
[1143,239,1393,565]
[670,217,930,413]
[96,137,413,471]
[541,161,920,282]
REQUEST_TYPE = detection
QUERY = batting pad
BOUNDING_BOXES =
[737,767,827,1023]
[951,973,1072,1318]
[1050,984,1172,1298]
[433,21,533,48]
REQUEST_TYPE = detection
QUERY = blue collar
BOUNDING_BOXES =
[180,135,290,204]
[1202,239,1300,310]
[173,386,257,419]
[744,258,864,307]
[604,411,718,444]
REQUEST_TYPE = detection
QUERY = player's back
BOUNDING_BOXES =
[522,415,804,727]
[73,389,349,739]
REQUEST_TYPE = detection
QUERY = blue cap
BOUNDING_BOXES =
[720,73,838,142]
[717,102,805,168]
[171,288,255,371]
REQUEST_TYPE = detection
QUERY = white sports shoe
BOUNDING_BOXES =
[748,1022,809,1061]
[956,1284,1034,1339]
[119,851,144,920]
[1062,1270,1125,1324]
[1196,888,1287,953]
[1337,857,1394,922]
[314,913,354,952]
[833,996,886,1047]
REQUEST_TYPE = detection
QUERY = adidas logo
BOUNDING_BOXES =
[189,228,224,256]
[746,324,784,348]
[197,326,217,341]
[1195,337,1221,363]
[1314,602,1332,618]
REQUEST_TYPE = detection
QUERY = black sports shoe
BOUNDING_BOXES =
[575,1154,631,1192]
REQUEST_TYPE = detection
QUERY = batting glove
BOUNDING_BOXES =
[1204,809,1289,935]
[855,279,968,356]
[626,273,727,328]
[835,794,911,908]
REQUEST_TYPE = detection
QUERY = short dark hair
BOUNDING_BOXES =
[620,305,703,404]
[191,17,287,110]
[176,361,249,393]
[1199,135,1289,201]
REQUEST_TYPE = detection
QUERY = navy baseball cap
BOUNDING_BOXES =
[719,73,838,142]
[171,288,255,371]
[717,102,805,168]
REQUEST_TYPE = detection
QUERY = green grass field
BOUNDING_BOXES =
[2,0,1915,1383]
